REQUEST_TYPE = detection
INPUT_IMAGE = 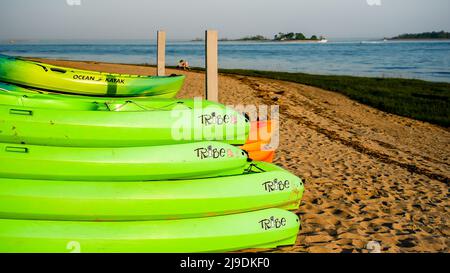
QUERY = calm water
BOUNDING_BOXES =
[1,40,449,82]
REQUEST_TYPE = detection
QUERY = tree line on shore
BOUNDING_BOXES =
[193,32,325,42]
[389,31,450,40]
[273,32,323,41]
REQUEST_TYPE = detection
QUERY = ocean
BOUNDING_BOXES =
[1,40,449,82]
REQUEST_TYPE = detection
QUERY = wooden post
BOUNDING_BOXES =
[205,30,218,102]
[157,30,166,76]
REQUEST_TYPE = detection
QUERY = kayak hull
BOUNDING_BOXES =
[0,55,185,97]
[0,83,250,147]
[0,142,248,181]
[0,162,303,221]
[0,209,300,253]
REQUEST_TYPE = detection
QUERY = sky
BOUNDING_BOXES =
[0,0,449,41]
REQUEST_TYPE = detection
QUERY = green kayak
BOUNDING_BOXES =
[0,54,185,97]
[0,141,248,181]
[0,161,303,221]
[0,82,250,147]
[0,208,300,253]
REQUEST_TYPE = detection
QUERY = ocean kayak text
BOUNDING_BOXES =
[73,74,125,84]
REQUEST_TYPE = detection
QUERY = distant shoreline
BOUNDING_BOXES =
[192,39,327,43]
[387,38,450,41]
[388,31,450,41]
[271,39,327,43]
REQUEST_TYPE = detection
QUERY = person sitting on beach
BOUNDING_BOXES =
[176,60,184,69]
[177,59,190,70]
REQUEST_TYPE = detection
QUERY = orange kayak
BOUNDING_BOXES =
[241,121,276,163]
[247,150,275,162]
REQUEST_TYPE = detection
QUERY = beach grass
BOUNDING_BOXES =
[180,67,450,127]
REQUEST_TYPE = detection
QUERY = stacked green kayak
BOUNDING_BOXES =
[0,57,304,253]
[0,209,300,253]
[0,162,303,221]
[0,142,249,181]
[0,82,250,147]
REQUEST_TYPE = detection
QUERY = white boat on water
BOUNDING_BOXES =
[318,39,328,43]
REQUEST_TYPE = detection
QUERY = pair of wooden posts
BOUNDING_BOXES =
[156,30,218,102]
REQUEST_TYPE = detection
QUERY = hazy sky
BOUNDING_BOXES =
[1,0,449,40]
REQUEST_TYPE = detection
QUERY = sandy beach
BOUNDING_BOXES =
[30,58,450,253]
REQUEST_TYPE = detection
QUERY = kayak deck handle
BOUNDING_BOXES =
[5,146,29,153]
[9,109,33,116]
[50,68,67,73]
[34,64,48,72]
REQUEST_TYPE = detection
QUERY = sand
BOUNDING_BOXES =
[30,58,450,253]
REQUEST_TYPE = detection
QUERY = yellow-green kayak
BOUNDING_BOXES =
[0,208,300,253]
[0,54,185,97]
[0,161,304,221]
[0,82,250,147]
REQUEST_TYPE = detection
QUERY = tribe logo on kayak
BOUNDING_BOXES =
[194,145,234,159]
[199,112,237,125]
[259,216,287,230]
[262,179,290,192]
